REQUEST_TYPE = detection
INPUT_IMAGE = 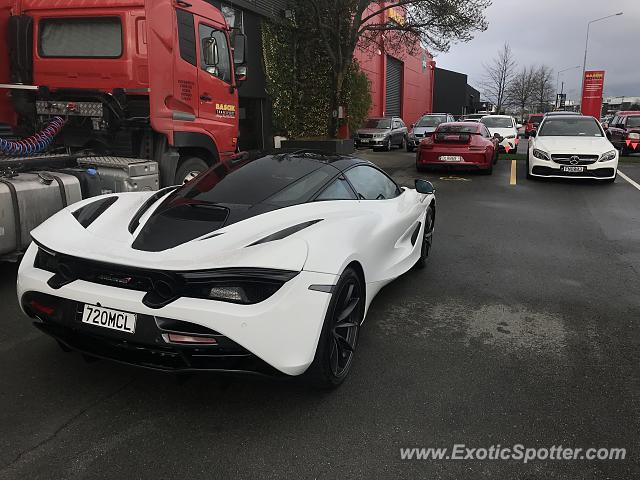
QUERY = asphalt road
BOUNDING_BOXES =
[1,149,640,479]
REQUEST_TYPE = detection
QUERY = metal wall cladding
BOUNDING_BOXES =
[0,171,82,256]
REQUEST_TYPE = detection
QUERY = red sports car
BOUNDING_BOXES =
[416,122,500,174]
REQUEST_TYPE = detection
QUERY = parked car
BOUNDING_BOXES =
[527,115,618,182]
[17,152,437,388]
[480,115,519,153]
[461,113,485,122]
[524,113,544,138]
[406,113,455,152]
[606,112,640,155]
[416,122,499,174]
[356,117,408,151]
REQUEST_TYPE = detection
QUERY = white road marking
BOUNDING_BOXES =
[618,170,640,191]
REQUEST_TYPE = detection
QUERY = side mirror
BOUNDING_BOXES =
[233,33,247,65]
[415,179,435,195]
[235,65,247,83]
[202,36,219,67]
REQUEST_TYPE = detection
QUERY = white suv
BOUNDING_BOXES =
[527,115,618,182]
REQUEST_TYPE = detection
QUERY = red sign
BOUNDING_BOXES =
[581,70,605,118]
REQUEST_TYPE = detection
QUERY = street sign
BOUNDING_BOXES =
[581,70,605,118]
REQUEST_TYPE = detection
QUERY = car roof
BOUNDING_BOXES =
[480,114,513,119]
[544,111,581,116]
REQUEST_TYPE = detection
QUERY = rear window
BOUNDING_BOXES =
[172,155,334,207]
[39,17,122,58]
[437,124,478,134]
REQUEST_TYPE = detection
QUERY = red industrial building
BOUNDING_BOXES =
[354,6,435,127]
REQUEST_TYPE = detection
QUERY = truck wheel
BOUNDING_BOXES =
[175,157,209,184]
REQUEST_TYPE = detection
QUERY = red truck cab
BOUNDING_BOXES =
[0,0,247,185]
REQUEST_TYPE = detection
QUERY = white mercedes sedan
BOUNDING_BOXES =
[527,115,618,182]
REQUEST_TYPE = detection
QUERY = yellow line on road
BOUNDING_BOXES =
[510,160,517,185]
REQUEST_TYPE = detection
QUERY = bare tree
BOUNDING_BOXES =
[507,66,536,120]
[301,0,491,136]
[481,43,517,113]
[532,65,555,112]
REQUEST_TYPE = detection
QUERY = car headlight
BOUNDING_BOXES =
[628,133,640,140]
[599,150,617,162]
[533,148,550,160]
[375,133,386,138]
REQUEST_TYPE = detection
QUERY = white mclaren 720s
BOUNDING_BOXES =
[17,151,436,388]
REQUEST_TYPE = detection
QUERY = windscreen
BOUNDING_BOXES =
[528,115,543,125]
[416,115,447,127]
[365,118,391,129]
[39,17,122,58]
[481,117,513,128]
[538,117,603,137]
[626,116,640,128]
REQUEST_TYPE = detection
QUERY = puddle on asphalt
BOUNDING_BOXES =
[376,300,569,358]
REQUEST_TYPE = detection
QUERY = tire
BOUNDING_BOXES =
[407,143,414,153]
[400,136,406,150]
[493,148,499,165]
[175,157,209,184]
[415,206,434,269]
[384,138,391,152]
[303,267,364,389]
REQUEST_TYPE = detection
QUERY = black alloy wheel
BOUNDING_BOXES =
[304,267,364,388]
[415,206,434,269]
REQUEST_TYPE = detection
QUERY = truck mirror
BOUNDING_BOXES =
[202,37,219,67]
[233,33,247,65]
[235,65,248,83]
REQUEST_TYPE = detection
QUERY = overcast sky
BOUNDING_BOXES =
[434,0,639,101]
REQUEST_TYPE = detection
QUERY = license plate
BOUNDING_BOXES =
[360,139,369,143]
[440,155,463,162]
[82,304,137,334]
[561,166,585,173]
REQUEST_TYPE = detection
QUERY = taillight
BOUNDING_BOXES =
[30,300,55,316]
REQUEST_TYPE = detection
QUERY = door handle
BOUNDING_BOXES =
[200,95,212,102]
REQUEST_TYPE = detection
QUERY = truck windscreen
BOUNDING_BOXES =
[39,17,122,58]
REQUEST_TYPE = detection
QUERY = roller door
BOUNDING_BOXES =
[385,56,403,117]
